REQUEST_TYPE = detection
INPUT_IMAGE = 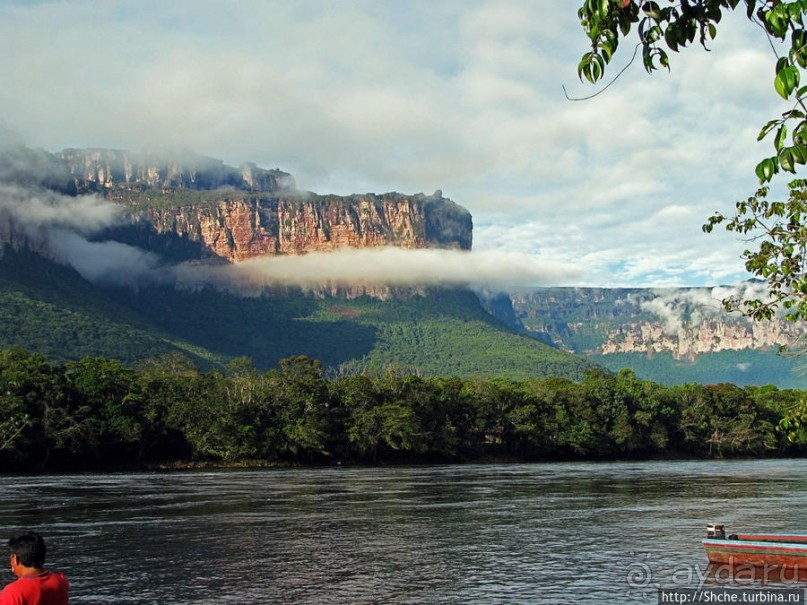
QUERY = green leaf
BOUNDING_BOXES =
[766,7,790,38]
[642,46,654,72]
[791,143,807,164]
[641,1,661,19]
[600,41,614,62]
[756,157,777,183]
[665,23,680,51]
[794,120,807,144]
[646,23,663,43]
[775,64,800,99]
[792,30,807,67]
[775,124,788,150]
[780,147,796,172]
[755,161,765,182]
[578,53,604,83]
[758,119,780,141]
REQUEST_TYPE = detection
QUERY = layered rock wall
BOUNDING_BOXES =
[141,192,472,262]
[599,318,802,360]
[0,147,472,262]
[507,288,804,359]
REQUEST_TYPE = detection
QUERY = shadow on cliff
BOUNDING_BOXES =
[92,223,215,263]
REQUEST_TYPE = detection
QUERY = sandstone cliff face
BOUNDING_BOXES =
[506,288,804,359]
[0,147,472,263]
[139,192,472,262]
[598,318,802,360]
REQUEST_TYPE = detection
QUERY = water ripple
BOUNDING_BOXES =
[0,460,804,603]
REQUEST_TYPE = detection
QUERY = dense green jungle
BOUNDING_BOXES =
[2,246,805,473]
[1,148,804,471]
[0,247,598,381]
[0,347,804,472]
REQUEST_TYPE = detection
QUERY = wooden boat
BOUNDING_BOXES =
[703,524,807,571]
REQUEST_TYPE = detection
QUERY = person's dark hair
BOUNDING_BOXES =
[8,531,46,568]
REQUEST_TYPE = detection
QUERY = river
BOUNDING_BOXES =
[0,459,805,604]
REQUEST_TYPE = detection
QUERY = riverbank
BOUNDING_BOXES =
[2,349,804,472]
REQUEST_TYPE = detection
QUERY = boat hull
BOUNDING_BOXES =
[704,536,807,571]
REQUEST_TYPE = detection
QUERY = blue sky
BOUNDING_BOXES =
[0,0,787,289]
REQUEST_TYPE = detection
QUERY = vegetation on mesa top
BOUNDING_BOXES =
[107,187,452,211]
[0,144,455,211]
[0,348,803,472]
[107,187,258,209]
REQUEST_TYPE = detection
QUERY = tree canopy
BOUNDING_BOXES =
[0,348,803,470]
[577,0,807,325]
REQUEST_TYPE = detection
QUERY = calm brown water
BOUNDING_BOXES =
[0,459,805,603]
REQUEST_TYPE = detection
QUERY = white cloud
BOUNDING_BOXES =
[617,283,786,337]
[0,0,788,288]
[175,247,583,292]
[46,230,164,286]
[0,184,123,236]
[0,184,162,285]
[0,182,582,291]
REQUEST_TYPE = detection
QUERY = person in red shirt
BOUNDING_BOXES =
[0,531,68,605]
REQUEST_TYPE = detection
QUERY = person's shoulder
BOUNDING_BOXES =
[0,578,27,604]
[0,577,24,593]
[44,570,69,586]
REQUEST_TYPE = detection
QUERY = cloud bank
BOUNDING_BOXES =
[0,184,580,291]
[0,184,123,236]
[176,247,582,292]
[0,0,785,288]
[626,283,776,335]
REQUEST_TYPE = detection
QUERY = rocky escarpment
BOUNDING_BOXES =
[598,318,802,361]
[133,191,472,262]
[506,287,804,359]
[59,148,296,194]
[0,147,473,262]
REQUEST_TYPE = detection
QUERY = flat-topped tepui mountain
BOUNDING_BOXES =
[0,146,472,263]
[0,146,594,381]
[0,146,803,387]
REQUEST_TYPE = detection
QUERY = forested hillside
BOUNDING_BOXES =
[0,348,803,471]
[0,247,597,380]
[1,146,802,388]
